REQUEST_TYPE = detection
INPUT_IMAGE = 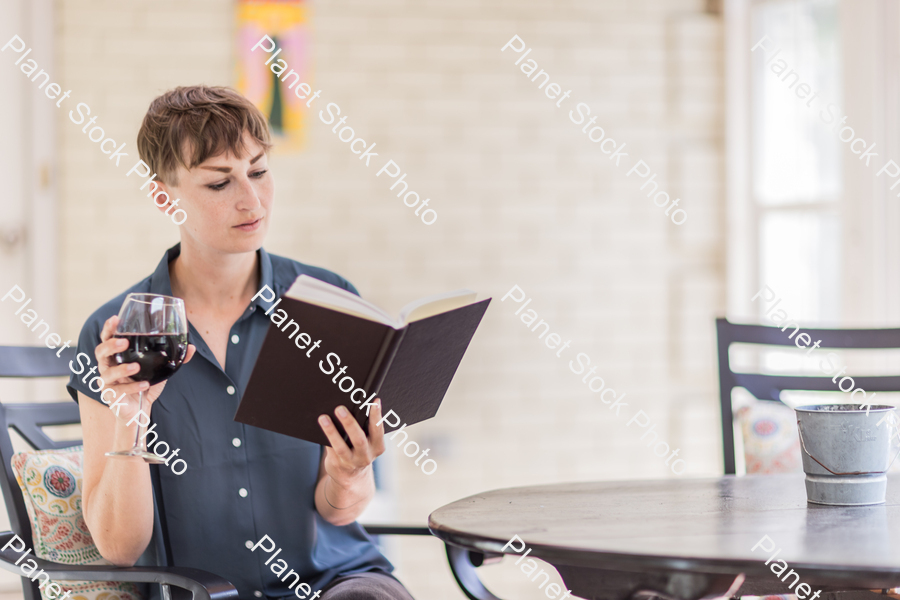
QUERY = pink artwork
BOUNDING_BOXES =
[236,0,311,151]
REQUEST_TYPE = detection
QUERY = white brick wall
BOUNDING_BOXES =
[52,1,725,598]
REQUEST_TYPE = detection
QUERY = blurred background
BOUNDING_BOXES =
[2,0,900,598]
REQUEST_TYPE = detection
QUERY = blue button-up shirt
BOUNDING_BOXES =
[67,243,391,599]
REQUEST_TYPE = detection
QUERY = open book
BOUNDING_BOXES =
[235,275,491,446]
[287,275,479,327]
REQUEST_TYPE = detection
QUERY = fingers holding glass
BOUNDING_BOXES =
[105,293,188,463]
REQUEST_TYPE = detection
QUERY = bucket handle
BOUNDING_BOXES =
[796,415,900,476]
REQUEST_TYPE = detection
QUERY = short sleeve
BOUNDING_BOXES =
[310,267,359,297]
[65,302,124,404]
[271,253,360,298]
[337,276,360,297]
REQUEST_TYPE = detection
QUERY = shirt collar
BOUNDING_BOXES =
[149,243,275,310]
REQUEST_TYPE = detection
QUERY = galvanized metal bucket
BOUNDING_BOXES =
[795,404,900,506]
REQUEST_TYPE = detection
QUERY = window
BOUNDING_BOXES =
[751,0,841,325]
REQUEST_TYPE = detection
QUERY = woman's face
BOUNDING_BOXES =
[157,132,274,256]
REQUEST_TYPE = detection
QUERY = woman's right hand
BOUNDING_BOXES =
[94,314,195,427]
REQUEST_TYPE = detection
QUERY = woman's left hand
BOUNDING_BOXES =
[318,400,386,488]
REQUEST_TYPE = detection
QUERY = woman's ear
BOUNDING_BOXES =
[146,179,177,216]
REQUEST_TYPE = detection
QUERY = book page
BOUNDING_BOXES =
[286,275,478,327]
[286,275,400,326]
[400,289,478,323]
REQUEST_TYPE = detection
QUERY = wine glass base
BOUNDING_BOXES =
[105,450,167,464]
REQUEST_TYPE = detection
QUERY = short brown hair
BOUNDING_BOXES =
[137,85,272,185]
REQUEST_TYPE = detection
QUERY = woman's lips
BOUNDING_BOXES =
[234,217,262,232]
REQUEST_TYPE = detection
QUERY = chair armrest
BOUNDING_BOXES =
[0,531,238,600]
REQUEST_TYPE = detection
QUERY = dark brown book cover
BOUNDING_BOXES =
[234,296,491,446]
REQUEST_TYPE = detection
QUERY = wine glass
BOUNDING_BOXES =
[106,293,189,463]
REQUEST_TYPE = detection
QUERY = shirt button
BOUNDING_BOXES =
[245,540,254,549]
[231,334,240,344]
[232,438,242,448]
[226,385,236,395]
[239,488,248,497]
[253,592,263,598]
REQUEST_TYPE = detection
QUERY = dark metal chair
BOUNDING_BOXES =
[0,345,502,600]
[715,317,900,475]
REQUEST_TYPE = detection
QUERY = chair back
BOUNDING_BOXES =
[0,345,79,600]
[716,318,900,475]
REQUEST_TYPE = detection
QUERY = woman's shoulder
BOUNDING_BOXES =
[267,252,359,297]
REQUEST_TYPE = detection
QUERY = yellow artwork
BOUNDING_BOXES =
[236,0,311,152]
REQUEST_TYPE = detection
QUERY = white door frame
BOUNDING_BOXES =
[0,0,58,348]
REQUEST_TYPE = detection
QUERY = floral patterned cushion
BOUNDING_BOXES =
[12,446,143,600]
[736,400,803,474]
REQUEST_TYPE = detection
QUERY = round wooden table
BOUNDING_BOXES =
[428,474,900,600]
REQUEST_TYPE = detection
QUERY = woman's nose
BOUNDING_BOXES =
[234,177,262,209]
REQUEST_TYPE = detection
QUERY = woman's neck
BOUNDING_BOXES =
[169,242,260,311]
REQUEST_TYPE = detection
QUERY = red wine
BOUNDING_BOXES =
[114,333,188,385]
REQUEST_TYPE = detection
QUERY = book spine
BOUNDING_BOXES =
[363,327,408,398]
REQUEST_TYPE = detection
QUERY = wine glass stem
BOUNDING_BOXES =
[133,389,145,452]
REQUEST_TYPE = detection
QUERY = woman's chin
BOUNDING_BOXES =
[182,223,269,254]
[227,234,266,254]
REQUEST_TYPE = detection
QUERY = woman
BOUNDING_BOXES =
[67,85,416,600]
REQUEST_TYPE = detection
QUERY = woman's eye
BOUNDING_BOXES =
[208,181,228,191]
[250,169,268,179]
